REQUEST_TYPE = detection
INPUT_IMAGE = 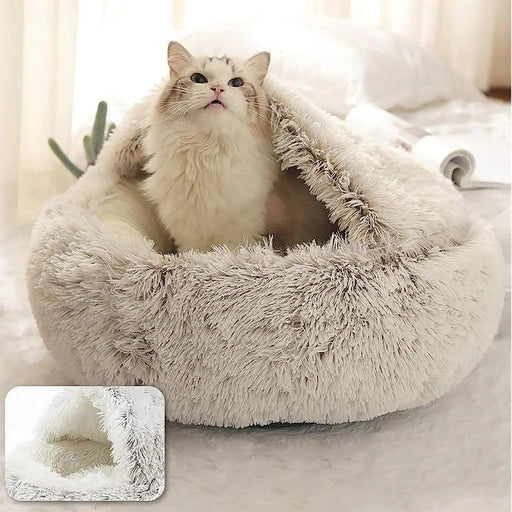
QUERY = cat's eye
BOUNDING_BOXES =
[191,73,208,84]
[228,77,244,87]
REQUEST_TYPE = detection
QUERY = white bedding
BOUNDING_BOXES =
[398,99,511,290]
[0,98,509,511]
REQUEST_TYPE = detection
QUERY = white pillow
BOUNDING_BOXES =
[179,17,482,117]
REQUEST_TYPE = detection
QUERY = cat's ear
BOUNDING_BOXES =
[167,41,192,76]
[244,52,270,84]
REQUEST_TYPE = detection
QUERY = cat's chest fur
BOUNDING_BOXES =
[142,120,279,252]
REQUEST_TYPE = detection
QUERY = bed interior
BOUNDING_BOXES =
[36,398,115,477]
[97,166,339,254]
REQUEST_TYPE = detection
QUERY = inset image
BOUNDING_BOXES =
[5,386,165,501]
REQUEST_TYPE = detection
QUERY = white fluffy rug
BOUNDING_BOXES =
[0,197,509,512]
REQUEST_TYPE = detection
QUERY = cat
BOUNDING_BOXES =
[141,41,281,253]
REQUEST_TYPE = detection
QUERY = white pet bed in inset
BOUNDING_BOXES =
[5,387,165,501]
[26,78,506,428]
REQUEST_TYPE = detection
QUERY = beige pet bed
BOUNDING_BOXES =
[26,78,506,427]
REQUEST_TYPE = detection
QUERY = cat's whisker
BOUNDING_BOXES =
[161,101,195,123]
[246,106,271,124]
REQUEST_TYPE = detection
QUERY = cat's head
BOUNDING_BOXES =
[156,41,270,126]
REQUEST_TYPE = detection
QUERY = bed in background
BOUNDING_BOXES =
[0,17,509,511]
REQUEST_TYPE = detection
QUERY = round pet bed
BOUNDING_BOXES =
[27,78,506,428]
[6,387,164,501]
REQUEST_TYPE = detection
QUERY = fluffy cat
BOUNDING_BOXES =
[141,41,280,252]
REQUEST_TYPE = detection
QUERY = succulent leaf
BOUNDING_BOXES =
[48,138,84,178]
[106,123,116,140]
[83,135,96,165]
[92,101,107,155]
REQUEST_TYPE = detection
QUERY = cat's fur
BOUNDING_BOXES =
[141,42,280,252]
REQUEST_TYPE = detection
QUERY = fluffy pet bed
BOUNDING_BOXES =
[26,77,506,428]
[5,387,165,501]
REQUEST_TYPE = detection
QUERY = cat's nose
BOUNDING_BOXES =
[211,85,224,96]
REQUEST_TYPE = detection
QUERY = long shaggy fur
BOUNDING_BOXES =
[142,47,279,252]
[6,387,165,501]
[25,76,506,428]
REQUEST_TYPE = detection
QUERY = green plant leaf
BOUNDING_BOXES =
[48,138,84,178]
[91,101,107,155]
[106,122,116,140]
[83,135,96,165]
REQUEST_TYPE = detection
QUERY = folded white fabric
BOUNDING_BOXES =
[5,387,165,501]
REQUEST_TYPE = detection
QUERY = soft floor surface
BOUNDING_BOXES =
[0,98,509,511]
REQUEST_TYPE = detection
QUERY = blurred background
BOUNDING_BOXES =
[0,0,510,223]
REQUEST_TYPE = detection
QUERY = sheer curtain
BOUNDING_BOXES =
[1,0,77,223]
[1,0,509,223]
